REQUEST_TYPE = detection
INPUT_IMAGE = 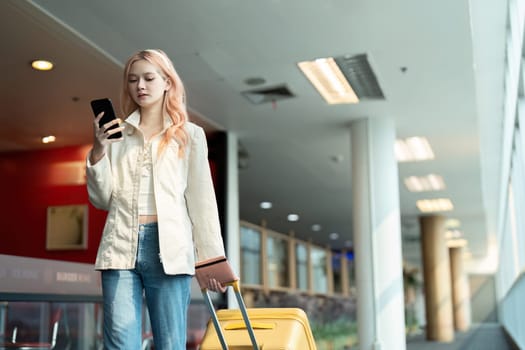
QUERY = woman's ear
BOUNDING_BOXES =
[164,78,172,91]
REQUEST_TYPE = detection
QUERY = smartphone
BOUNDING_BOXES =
[90,98,123,139]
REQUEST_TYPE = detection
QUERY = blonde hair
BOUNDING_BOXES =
[121,49,188,157]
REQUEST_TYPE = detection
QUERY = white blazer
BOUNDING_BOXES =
[86,110,225,274]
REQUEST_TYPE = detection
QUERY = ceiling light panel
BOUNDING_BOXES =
[404,174,446,192]
[445,229,462,239]
[395,137,435,162]
[416,198,454,213]
[298,57,359,104]
[447,238,468,248]
[445,218,461,229]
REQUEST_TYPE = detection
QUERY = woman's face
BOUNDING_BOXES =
[128,59,170,110]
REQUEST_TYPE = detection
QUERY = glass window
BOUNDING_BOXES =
[511,130,525,269]
[267,235,289,288]
[295,243,308,291]
[240,225,262,285]
[311,247,328,293]
[332,252,343,294]
[347,251,356,288]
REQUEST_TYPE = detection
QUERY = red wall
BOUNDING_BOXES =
[0,145,106,264]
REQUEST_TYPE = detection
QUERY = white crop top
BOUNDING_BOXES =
[138,142,157,215]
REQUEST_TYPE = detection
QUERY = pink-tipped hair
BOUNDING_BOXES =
[121,49,188,157]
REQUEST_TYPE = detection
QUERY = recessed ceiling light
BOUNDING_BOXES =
[416,198,454,212]
[259,201,272,209]
[404,174,445,192]
[329,232,339,240]
[42,135,56,144]
[298,57,359,104]
[395,137,434,162]
[344,240,353,248]
[287,214,299,222]
[311,224,322,231]
[31,59,54,71]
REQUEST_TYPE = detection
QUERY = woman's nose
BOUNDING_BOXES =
[137,78,145,89]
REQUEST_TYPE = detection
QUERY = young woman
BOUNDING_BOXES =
[86,49,226,349]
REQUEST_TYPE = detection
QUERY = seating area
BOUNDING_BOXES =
[0,305,63,350]
[0,300,212,350]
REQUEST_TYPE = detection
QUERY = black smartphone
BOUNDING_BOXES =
[90,98,123,139]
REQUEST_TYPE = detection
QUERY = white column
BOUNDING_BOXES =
[226,132,241,308]
[351,117,406,350]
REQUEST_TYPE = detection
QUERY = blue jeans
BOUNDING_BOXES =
[101,223,191,350]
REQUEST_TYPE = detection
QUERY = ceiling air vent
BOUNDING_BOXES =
[242,84,295,105]
[334,54,385,100]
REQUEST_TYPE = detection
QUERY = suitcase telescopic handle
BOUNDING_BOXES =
[202,280,260,350]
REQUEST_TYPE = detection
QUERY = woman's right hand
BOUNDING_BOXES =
[89,112,125,165]
[207,278,227,293]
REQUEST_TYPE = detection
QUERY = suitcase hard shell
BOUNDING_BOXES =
[199,307,317,350]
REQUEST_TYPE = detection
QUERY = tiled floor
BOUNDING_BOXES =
[406,323,517,350]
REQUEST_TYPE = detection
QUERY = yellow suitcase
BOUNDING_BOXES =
[199,307,317,350]
[195,256,317,350]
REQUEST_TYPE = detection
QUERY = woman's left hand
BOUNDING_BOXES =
[207,278,227,293]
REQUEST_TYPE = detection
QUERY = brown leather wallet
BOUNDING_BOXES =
[195,256,239,289]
